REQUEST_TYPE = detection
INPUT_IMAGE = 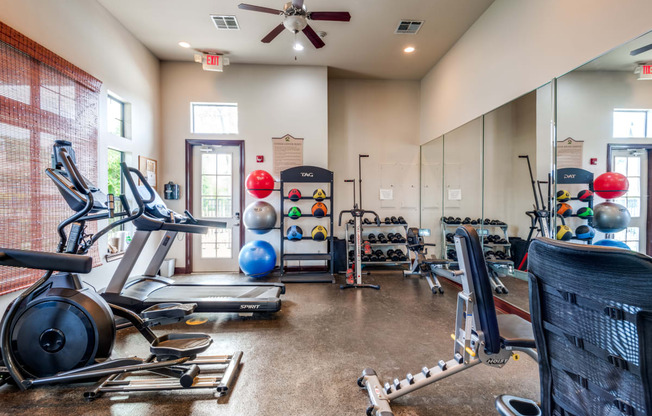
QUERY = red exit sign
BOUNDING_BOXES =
[644,65,652,75]
[202,54,224,72]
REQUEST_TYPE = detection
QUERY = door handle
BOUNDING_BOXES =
[234,212,240,220]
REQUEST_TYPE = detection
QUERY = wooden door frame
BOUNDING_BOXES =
[185,139,245,273]
[606,143,652,255]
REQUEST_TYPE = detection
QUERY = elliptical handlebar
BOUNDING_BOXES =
[59,149,90,195]
[121,163,156,206]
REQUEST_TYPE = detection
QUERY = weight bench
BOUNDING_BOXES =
[359,225,536,416]
[496,238,652,416]
[403,227,445,294]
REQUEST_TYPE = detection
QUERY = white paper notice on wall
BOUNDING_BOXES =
[379,188,393,200]
[448,189,462,201]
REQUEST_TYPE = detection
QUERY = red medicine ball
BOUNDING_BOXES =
[246,170,274,198]
[593,172,629,199]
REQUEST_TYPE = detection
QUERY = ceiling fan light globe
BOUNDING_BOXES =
[283,15,307,32]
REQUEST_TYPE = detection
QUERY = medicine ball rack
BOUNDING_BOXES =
[556,167,595,244]
[345,223,410,268]
[279,166,335,283]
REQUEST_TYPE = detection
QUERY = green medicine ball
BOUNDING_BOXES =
[577,207,594,218]
[288,206,302,219]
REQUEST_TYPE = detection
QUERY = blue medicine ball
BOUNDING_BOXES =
[593,239,630,250]
[238,240,276,278]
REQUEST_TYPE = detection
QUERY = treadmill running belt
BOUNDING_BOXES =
[146,285,281,300]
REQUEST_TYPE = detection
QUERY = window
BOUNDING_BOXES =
[612,152,643,252]
[200,150,233,258]
[0,22,101,295]
[108,94,125,137]
[613,109,652,138]
[107,148,126,246]
[191,103,238,134]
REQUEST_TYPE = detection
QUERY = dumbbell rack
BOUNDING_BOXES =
[441,220,512,264]
[279,166,335,283]
[346,222,410,268]
[556,167,595,244]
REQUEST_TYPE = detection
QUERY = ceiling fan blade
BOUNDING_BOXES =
[308,11,351,22]
[292,0,304,8]
[631,43,652,56]
[302,24,325,49]
[261,23,286,43]
[238,3,283,15]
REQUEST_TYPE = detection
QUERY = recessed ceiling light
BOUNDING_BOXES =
[404,46,415,53]
[178,41,191,48]
[293,43,304,51]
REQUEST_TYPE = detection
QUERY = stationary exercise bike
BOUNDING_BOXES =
[403,227,445,294]
[0,148,241,400]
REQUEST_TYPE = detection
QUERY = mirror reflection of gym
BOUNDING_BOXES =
[556,30,652,256]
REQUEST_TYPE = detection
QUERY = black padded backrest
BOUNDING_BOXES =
[529,238,652,416]
[455,225,501,354]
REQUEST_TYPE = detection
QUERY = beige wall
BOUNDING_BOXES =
[159,62,328,265]
[328,79,420,237]
[0,0,161,305]
[420,0,652,144]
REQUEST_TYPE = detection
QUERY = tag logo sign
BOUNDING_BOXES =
[300,172,314,178]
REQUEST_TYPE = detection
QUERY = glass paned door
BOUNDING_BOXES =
[192,145,240,271]
[611,148,647,253]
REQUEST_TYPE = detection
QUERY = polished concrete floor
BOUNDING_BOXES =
[0,270,539,416]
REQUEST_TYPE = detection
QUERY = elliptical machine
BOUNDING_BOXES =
[0,147,241,400]
[403,228,445,294]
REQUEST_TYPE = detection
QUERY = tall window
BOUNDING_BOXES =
[612,152,643,251]
[108,94,125,137]
[107,148,125,239]
[613,109,652,138]
[0,21,101,295]
[191,103,238,134]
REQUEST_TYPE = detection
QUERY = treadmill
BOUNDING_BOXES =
[48,140,285,315]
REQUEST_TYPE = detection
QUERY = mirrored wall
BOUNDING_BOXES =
[421,29,652,314]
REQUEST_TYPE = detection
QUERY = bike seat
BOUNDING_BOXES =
[150,333,212,358]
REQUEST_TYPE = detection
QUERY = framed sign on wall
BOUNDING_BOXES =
[138,156,158,188]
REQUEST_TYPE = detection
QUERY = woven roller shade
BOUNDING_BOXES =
[0,22,101,295]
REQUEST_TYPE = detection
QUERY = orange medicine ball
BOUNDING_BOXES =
[311,202,328,217]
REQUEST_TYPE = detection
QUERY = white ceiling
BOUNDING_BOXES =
[96,0,494,80]
[578,30,652,72]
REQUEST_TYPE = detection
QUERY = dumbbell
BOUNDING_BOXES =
[462,217,471,224]
[445,233,454,243]
[385,217,392,224]
[485,250,495,259]
[362,255,370,262]
[446,249,457,261]
[349,234,355,243]
[387,249,399,261]
[394,249,406,261]
[495,251,506,260]
[378,233,388,243]
[447,216,455,224]
[397,216,407,224]
[391,216,399,224]
[368,233,377,243]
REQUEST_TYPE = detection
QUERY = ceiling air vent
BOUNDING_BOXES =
[395,20,423,35]
[211,15,240,30]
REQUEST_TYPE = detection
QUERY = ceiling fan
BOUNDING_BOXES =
[238,0,351,49]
